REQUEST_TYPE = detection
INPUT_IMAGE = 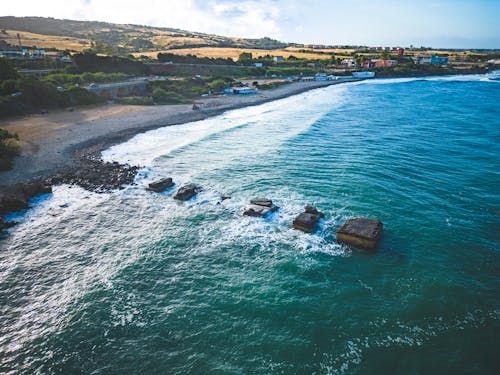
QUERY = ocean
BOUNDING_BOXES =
[1,75,499,374]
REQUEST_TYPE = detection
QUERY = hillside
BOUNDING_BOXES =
[0,16,288,52]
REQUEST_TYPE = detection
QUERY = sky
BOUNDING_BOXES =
[2,0,500,48]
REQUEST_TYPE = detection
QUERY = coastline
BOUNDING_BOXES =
[0,79,359,186]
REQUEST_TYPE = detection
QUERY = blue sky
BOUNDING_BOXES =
[3,0,500,48]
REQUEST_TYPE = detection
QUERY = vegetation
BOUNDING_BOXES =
[0,59,106,118]
[46,72,129,86]
[157,52,236,65]
[0,128,20,171]
[69,53,150,74]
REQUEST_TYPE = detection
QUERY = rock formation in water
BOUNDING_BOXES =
[337,217,383,250]
[293,205,324,233]
[148,178,174,192]
[173,184,201,201]
[243,198,279,217]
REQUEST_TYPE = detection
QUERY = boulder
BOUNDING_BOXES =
[293,206,324,233]
[337,217,383,250]
[148,177,174,192]
[243,198,279,217]
[304,205,325,218]
[173,184,200,201]
[250,198,274,207]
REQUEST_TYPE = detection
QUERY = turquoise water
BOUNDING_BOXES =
[1,75,499,374]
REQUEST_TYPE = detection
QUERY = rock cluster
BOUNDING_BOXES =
[148,178,174,192]
[243,198,279,217]
[337,217,383,250]
[48,160,139,192]
[293,205,325,233]
[173,184,201,201]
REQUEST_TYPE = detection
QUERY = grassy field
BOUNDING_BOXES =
[134,47,337,60]
[0,29,90,51]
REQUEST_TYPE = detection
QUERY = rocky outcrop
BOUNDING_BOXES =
[47,160,139,192]
[148,178,174,192]
[0,181,52,216]
[337,217,383,250]
[173,184,201,201]
[243,198,279,217]
[293,206,324,233]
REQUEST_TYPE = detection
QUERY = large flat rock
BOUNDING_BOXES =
[293,212,320,233]
[337,217,383,250]
[173,184,200,201]
[148,177,174,192]
[243,198,279,217]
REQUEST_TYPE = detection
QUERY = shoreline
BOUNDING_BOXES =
[0,79,359,185]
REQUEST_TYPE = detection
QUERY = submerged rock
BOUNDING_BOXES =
[148,177,174,192]
[173,184,201,201]
[243,198,279,217]
[293,206,324,233]
[337,217,383,250]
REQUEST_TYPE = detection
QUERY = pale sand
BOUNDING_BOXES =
[0,79,358,184]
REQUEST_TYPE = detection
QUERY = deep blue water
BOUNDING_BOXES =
[1,75,499,374]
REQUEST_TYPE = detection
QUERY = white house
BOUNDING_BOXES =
[341,58,356,67]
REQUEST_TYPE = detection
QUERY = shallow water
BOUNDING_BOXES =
[1,75,499,374]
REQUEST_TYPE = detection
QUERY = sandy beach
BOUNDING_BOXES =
[0,79,357,184]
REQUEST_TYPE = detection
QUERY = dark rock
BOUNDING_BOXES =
[221,194,231,201]
[243,198,279,217]
[173,184,200,201]
[148,178,174,192]
[293,212,320,233]
[250,198,274,207]
[337,217,383,250]
[293,206,324,233]
[304,205,325,218]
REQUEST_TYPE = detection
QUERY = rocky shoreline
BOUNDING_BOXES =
[0,146,140,232]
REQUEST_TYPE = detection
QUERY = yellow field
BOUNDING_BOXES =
[133,46,339,60]
[0,29,90,51]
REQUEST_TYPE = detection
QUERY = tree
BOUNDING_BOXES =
[209,79,228,92]
[238,52,253,63]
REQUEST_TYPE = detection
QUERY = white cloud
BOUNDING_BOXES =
[2,0,282,39]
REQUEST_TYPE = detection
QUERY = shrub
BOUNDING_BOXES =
[152,88,186,104]
[0,128,20,171]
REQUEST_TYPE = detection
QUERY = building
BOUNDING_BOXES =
[363,59,398,68]
[224,87,256,95]
[397,48,405,56]
[430,55,448,65]
[314,73,327,81]
[374,59,398,68]
[412,54,448,65]
[273,56,284,62]
[341,58,356,67]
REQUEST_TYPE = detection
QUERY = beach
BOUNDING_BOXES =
[0,80,357,185]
